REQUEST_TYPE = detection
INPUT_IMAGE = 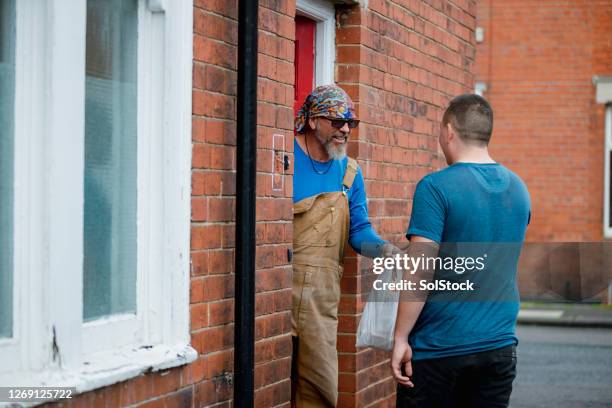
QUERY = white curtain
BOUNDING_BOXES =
[0,0,16,339]
[83,0,138,321]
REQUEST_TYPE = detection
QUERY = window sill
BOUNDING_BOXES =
[0,343,197,407]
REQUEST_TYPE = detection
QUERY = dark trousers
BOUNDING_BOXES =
[396,345,517,408]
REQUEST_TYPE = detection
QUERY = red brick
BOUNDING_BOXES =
[255,266,291,292]
[199,324,234,354]
[190,303,209,330]
[70,1,481,407]
[254,357,291,389]
[254,335,292,364]
[161,388,193,408]
[255,312,291,340]
[208,299,234,326]
[194,0,237,20]
[193,34,237,69]
[202,274,235,302]
[206,349,234,379]
[191,277,205,304]
[473,1,611,301]
[254,379,291,407]
[194,8,238,45]
[259,7,294,40]
[151,369,181,396]
[191,251,209,276]
[191,225,222,250]
[193,90,235,119]
[134,398,164,408]
[208,249,234,274]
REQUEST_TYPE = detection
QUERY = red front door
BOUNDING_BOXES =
[294,16,316,115]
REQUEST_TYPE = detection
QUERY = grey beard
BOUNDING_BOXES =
[315,130,347,160]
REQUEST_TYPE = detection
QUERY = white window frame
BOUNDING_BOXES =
[296,0,336,87]
[594,76,612,239]
[604,105,612,239]
[474,81,487,97]
[0,0,195,394]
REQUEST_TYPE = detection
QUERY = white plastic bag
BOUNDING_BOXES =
[355,266,401,351]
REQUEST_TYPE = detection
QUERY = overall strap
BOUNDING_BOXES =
[342,157,358,191]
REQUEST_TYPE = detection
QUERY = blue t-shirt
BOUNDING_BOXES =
[293,140,385,256]
[407,162,531,360]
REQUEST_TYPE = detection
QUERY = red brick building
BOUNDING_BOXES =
[192,1,477,402]
[1,0,476,407]
[474,0,612,301]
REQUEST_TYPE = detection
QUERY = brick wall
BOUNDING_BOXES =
[191,2,240,405]
[474,0,612,301]
[335,1,476,406]
[475,0,612,242]
[45,1,476,407]
[192,0,296,406]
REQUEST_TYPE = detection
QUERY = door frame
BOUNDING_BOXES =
[296,0,335,87]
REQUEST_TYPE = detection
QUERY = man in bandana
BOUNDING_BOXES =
[291,85,397,407]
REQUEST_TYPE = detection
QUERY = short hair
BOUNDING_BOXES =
[442,94,493,145]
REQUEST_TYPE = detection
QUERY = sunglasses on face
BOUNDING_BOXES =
[321,117,360,129]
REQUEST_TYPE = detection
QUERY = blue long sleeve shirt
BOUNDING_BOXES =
[293,140,385,257]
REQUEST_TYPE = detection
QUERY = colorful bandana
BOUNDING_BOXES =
[295,85,357,133]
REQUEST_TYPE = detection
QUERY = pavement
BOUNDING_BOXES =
[511,325,612,407]
[517,302,612,328]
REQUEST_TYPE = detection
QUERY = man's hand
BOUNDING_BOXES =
[390,236,433,389]
[390,339,414,387]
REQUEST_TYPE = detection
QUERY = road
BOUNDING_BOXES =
[511,325,612,408]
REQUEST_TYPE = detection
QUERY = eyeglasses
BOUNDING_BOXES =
[321,117,360,129]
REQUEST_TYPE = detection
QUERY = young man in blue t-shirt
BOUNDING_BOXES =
[391,94,531,407]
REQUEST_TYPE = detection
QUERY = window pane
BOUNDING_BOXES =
[0,0,15,339]
[83,0,138,321]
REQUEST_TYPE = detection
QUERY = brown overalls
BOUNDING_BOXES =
[291,158,358,408]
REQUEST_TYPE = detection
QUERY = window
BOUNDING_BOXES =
[594,76,612,238]
[605,105,612,238]
[0,0,15,340]
[0,0,195,391]
[84,0,138,322]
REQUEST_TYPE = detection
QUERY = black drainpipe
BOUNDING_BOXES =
[234,0,258,406]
